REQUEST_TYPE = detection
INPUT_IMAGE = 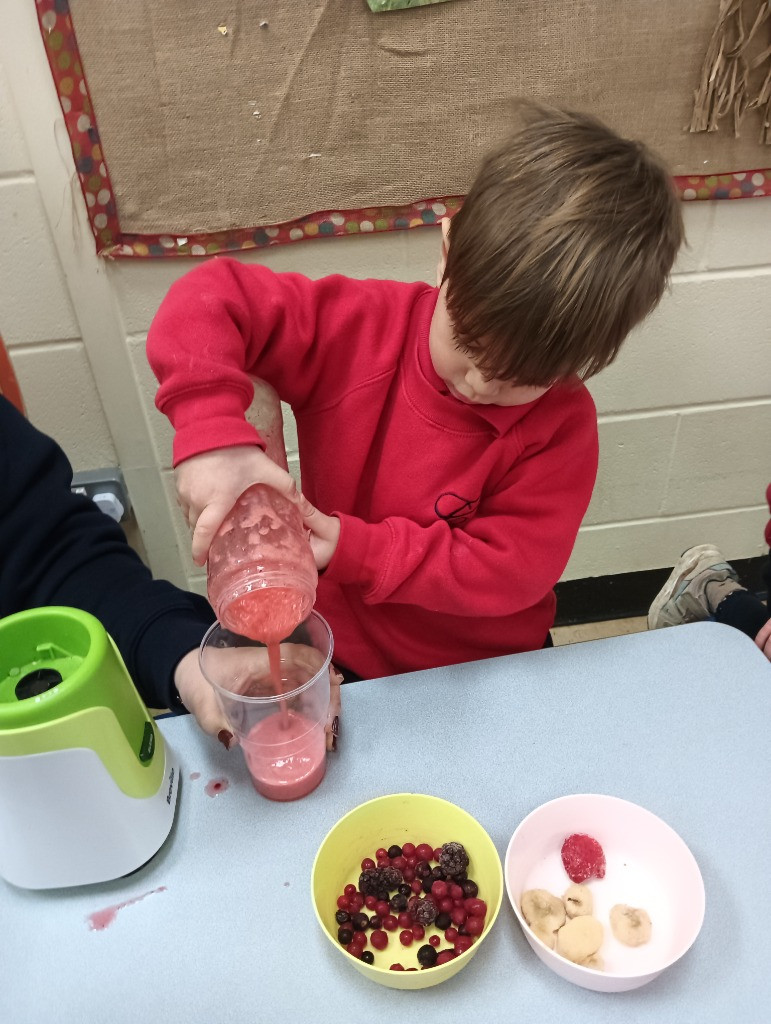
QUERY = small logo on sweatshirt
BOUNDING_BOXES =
[434,492,480,527]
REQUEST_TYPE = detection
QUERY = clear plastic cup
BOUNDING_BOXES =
[199,611,333,801]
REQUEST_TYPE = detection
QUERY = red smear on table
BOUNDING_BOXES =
[205,777,230,797]
[189,771,201,780]
[87,885,167,931]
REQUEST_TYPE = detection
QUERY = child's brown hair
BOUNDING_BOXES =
[443,103,685,386]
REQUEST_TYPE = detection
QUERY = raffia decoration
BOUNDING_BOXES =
[691,0,771,142]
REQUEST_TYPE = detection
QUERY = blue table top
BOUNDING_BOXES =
[2,621,770,1023]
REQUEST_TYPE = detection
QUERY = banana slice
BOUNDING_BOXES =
[610,904,652,946]
[520,889,566,943]
[531,923,557,949]
[555,915,604,964]
[563,883,593,918]
[581,953,605,971]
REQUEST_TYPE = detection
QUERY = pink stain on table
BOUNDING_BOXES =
[87,885,167,931]
[205,777,230,797]
[189,771,201,780]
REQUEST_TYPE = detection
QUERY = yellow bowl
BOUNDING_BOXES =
[311,792,503,989]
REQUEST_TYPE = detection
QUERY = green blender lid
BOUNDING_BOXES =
[0,607,165,798]
[0,606,112,727]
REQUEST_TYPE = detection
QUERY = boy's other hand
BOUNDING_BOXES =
[298,495,341,570]
[175,446,298,566]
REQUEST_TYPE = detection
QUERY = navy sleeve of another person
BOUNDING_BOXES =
[0,396,214,710]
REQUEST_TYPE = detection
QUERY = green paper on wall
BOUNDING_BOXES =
[367,0,457,11]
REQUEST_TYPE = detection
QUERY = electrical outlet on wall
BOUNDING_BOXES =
[71,469,132,523]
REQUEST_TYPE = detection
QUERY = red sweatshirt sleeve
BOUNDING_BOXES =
[147,258,404,466]
[323,393,598,617]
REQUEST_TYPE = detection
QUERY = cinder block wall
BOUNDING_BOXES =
[2,2,769,601]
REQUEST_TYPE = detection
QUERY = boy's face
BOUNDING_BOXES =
[429,284,551,408]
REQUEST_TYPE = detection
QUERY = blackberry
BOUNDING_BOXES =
[380,866,404,890]
[358,868,382,896]
[389,893,408,913]
[439,842,469,878]
[417,943,438,967]
[411,897,438,926]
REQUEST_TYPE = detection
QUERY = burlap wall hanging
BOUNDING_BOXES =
[36,0,771,259]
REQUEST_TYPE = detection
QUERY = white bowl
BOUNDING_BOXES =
[505,794,705,993]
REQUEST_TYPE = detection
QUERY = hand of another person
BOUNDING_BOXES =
[175,446,299,566]
[297,494,342,571]
[173,648,236,747]
[755,617,771,661]
[198,642,343,751]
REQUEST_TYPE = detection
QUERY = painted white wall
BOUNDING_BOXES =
[1,1,769,602]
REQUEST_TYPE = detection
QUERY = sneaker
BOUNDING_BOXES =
[647,544,741,630]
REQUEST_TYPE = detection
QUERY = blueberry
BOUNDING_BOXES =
[417,943,438,967]
[352,912,370,931]
[387,845,402,859]
[461,879,479,898]
[369,915,382,929]
[397,883,412,897]
[435,911,452,930]
[360,950,375,965]
[338,927,353,945]
[415,861,432,879]
[335,910,351,925]
[389,893,408,912]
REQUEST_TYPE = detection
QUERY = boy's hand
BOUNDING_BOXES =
[298,494,341,570]
[175,446,298,566]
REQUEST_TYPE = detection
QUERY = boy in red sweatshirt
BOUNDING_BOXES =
[147,104,684,680]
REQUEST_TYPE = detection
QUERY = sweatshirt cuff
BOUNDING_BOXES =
[163,389,263,466]
[323,513,392,594]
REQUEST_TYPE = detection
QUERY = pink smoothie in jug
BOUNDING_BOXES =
[207,483,318,643]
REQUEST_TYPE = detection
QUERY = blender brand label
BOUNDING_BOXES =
[166,766,175,805]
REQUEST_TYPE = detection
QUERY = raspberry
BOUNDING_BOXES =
[561,832,606,883]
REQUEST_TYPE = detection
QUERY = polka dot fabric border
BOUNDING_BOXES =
[36,0,771,260]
